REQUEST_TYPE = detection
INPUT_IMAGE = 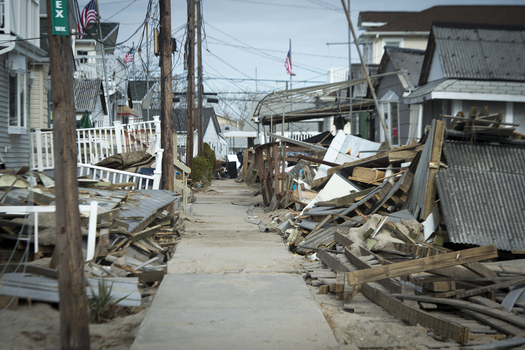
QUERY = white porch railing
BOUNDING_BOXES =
[77,148,162,190]
[31,117,161,171]
[30,129,54,170]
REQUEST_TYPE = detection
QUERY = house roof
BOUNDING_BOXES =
[436,140,525,251]
[378,47,425,90]
[358,6,525,33]
[78,22,120,54]
[403,78,525,104]
[421,23,525,84]
[73,79,107,114]
[148,108,220,134]
[352,64,379,97]
[129,81,155,102]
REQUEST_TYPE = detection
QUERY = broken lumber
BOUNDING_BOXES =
[345,245,498,286]
[318,247,469,343]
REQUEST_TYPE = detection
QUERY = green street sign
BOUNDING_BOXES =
[51,0,70,35]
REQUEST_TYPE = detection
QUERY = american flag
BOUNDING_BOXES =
[285,49,296,76]
[77,0,98,38]
[124,48,133,63]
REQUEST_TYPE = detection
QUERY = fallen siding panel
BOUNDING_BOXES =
[436,167,525,251]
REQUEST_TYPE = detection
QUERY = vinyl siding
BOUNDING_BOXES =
[0,57,31,169]
[29,64,49,129]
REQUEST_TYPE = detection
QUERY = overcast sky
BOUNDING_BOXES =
[92,0,524,96]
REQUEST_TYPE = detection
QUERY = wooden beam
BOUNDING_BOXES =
[316,249,350,272]
[423,120,445,219]
[461,310,525,337]
[306,243,470,343]
[344,247,402,294]
[345,245,498,286]
[453,278,525,299]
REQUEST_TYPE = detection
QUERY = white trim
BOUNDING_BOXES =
[405,91,525,105]
[431,91,525,103]
[360,31,428,37]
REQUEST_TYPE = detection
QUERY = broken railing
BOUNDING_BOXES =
[31,117,160,171]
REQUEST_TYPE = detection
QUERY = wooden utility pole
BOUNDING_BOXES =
[196,0,203,153]
[159,0,174,207]
[340,0,390,147]
[46,0,90,348]
[186,0,195,170]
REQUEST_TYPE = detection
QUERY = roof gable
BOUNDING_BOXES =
[378,47,425,89]
[420,22,525,85]
[74,79,106,114]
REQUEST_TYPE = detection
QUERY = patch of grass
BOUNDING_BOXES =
[88,279,130,323]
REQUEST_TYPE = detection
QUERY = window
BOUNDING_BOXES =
[9,71,27,134]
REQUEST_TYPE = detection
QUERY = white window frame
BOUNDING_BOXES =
[8,70,28,135]
[383,37,404,49]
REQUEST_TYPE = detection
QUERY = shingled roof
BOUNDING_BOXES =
[420,22,525,84]
[358,6,525,33]
[378,47,425,90]
[129,81,155,102]
[73,79,106,114]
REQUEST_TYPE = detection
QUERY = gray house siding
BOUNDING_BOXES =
[0,57,31,169]
[375,60,410,145]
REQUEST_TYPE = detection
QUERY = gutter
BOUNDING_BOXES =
[360,31,429,37]
[0,36,16,56]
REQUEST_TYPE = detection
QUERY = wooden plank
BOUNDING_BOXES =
[130,224,162,243]
[363,284,469,343]
[423,120,445,219]
[345,245,497,286]
[391,294,525,329]
[463,262,499,279]
[334,231,353,247]
[454,277,525,299]
[344,247,402,294]
[461,338,525,350]
[317,249,350,272]
[315,247,469,343]
[461,309,525,337]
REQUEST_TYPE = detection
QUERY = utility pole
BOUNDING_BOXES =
[186,0,195,170]
[340,0,390,147]
[347,0,353,134]
[146,23,150,121]
[95,0,111,124]
[160,0,174,208]
[47,0,90,348]
[132,42,136,80]
[196,0,203,153]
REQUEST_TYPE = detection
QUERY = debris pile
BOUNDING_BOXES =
[255,107,525,347]
[0,169,183,309]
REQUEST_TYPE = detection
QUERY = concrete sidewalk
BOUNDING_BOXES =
[131,180,338,350]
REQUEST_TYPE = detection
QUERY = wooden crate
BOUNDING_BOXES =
[352,167,385,181]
